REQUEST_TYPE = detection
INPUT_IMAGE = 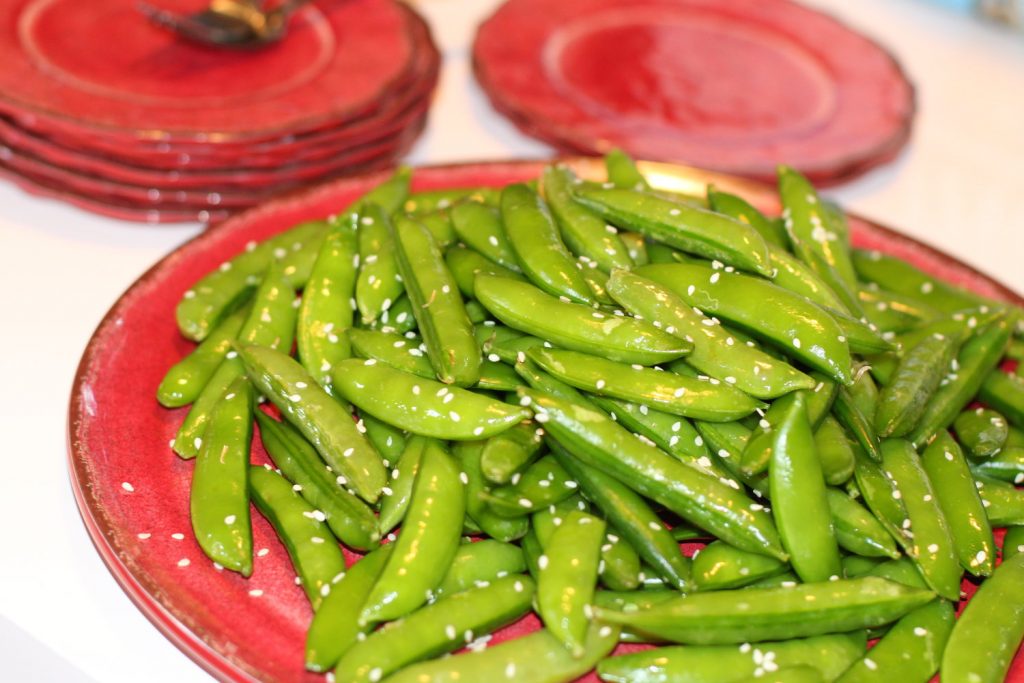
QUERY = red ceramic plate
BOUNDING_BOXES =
[68,160,1023,682]
[0,0,417,141]
[473,0,915,185]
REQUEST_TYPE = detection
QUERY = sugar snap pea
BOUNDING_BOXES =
[434,540,527,598]
[970,445,1024,482]
[481,454,578,516]
[444,244,524,299]
[832,387,881,461]
[857,284,939,333]
[978,367,1024,427]
[377,436,426,534]
[852,249,991,314]
[975,473,1024,526]
[355,205,404,325]
[691,540,789,591]
[480,422,544,484]
[708,185,789,248]
[813,416,855,485]
[360,412,406,464]
[954,407,1008,457]
[588,396,713,467]
[825,488,900,560]
[158,305,247,407]
[449,201,521,272]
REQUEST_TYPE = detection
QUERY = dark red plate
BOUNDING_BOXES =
[68,160,1022,682]
[0,0,416,142]
[473,0,915,185]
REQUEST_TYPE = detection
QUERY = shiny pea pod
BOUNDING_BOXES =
[769,392,842,583]
[825,488,900,560]
[360,441,465,625]
[404,186,500,214]
[444,244,524,298]
[734,667,826,683]
[857,285,940,333]
[864,557,929,589]
[574,186,773,277]
[970,445,1024,482]
[371,293,417,335]
[542,165,634,272]
[954,407,1009,457]
[348,328,434,376]
[596,633,866,683]
[852,249,990,314]
[474,275,692,366]
[175,220,326,341]
[832,387,881,462]
[332,360,530,440]
[360,412,406,464]
[248,465,346,610]
[528,347,761,422]
[334,575,535,683]
[452,441,529,542]
[482,455,578,516]
[691,540,789,591]
[237,344,387,504]
[848,366,879,424]
[707,185,789,248]
[305,544,393,672]
[595,577,932,645]
[392,214,481,386]
[942,552,1024,683]
[834,599,953,683]
[852,447,912,554]
[813,416,855,485]
[522,388,787,560]
[606,269,815,399]
[377,436,427,534]
[355,205,404,325]
[296,214,359,391]
[380,620,620,683]
[501,182,595,304]
[979,369,1024,427]
[434,540,528,598]
[693,420,751,476]
[189,377,253,576]
[480,421,544,484]
[1003,526,1024,560]
[764,243,850,314]
[535,509,606,656]
[604,148,649,189]
[880,439,962,601]
[619,231,649,266]
[922,431,996,577]
[158,305,247,407]
[553,442,691,590]
[415,208,457,248]
[255,411,381,551]
[975,473,1024,526]
[449,201,521,272]
[637,263,853,385]
[588,396,714,466]
[173,264,298,458]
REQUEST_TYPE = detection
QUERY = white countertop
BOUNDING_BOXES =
[0,0,1022,680]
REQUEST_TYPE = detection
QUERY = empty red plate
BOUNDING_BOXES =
[473,0,915,185]
[69,159,1023,682]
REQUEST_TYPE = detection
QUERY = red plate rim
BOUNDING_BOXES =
[66,158,1024,682]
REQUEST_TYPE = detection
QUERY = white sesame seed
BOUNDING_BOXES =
[177,558,190,567]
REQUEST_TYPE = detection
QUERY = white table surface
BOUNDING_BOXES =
[1,0,1022,680]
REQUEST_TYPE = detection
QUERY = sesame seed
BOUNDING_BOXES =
[249,589,263,597]
[171,533,185,540]
[177,558,190,567]
[538,555,549,570]
[121,482,134,492]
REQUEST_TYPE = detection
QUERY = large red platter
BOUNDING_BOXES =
[68,160,1022,682]
[0,0,416,141]
[473,0,915,185]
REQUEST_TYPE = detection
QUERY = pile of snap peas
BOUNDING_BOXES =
[158,151,1024,683]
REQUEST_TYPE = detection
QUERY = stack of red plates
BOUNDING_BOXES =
[473,0,915,185]
[0,0,439,223]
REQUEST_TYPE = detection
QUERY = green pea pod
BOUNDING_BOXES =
[921,431,995,577]
[380,619,620,683]
[979,369,1024,427]
[852,249,992,313]
[158,305,247,407]
[764,243,850,314]
[305,544,392,672]
[360,441,465,625]
[864,557,929,589]
[597,633,866,683]
[691,540,788,591]
[452,441,529,542]
[835,599,953,683]
[335,575,535,682]
[825,488,900,560]
[606,269,815,399]
[954,407,1009,457]
[574,186,773,277]
[332,359,530,440]
[175,220,326,341]
[522,388,787,560]
[542,165,634,272]
[415,209,457,248]
[942,552,1024,683]
[529,347,761,421]
[832,387,882,462]
[190,377,253,576]
[597,576,932,645]
[769,392,842,583]
[848,367,879,424]
[371,293,417,335]
[604,148,649,189]
[880,439,962,601]
[482,455,578,516]
[248,465,346,610]
[355,205,404,325]
[1003,526,1024,560]
[348,328,434,376]
[236,344,387,504]
[404,186,500,214]
[970,445,1024,482]
[975,473,1024,526]
[598,531,643,592]
[297,214,359,391]
[857,285,940,333]
[434,540,527,598]
[589,396,714,467]
[173,263,298,458]
[619,231,649,266]
[813,416,855,485]
[377,436,427,534]
[501,182,595,304]
[480,421,544,484]
[444,244,524,298]
[360,412,406,465]
[908,315,1012,447]
[475,275,692,366]
[636,263,853,384]
[875,322,968,438]
[392,214,481,386]
[553,442,691,591]
[852,447,912,554]
[255,411,381,551]
[708,186,789,248]
[828,308,895,355]
[693,420,751,474]
[449,201,522,272]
